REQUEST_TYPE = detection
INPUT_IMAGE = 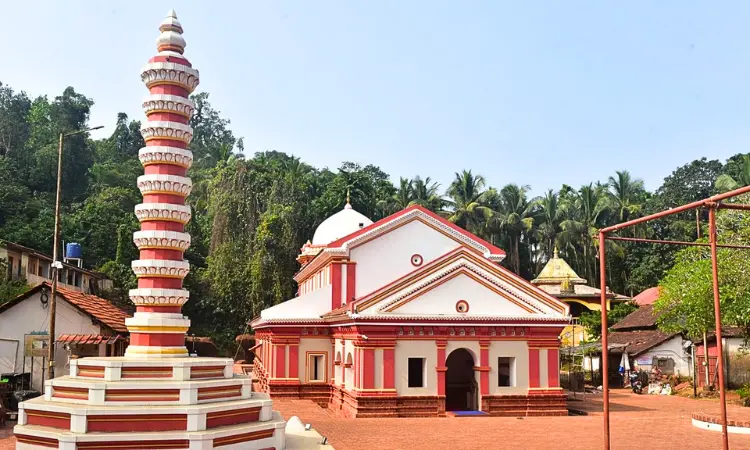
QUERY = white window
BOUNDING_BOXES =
[308,353,326,382]
[498,357,515,387]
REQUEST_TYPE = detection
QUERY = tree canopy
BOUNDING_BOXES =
[1,79,748,350]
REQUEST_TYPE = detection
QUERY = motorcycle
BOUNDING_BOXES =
[629,372,643,394]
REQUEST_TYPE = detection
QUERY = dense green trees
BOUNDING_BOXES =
[1,80,748,349]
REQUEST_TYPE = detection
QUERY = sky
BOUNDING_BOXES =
[2,1,750,195]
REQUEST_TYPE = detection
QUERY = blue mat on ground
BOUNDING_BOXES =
[450,410,489,416]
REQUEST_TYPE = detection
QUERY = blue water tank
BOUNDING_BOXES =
[66,243,82,259]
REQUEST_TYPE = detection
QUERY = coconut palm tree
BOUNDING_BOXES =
[410,176,444,212]
[608,170,644,223]
[378,177,413,214]
[491,184,535,275]
[559,183,609,283]
[534,189,562,266]
[445,170,492,235]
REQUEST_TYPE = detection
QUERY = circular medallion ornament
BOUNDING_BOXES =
[456,300,470,313]
[410,254,424,267]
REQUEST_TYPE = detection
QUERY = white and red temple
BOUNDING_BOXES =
[14,11,286,450]
[252,202,571,417]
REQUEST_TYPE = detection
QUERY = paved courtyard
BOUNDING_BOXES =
[2,390,750,449]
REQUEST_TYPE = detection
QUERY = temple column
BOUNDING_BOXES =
[479,341,490,396]
[382,346,395,390]
[528,347,540,389]
[288,342,299,380]
[362,347,375,389]
[274,344,286,379]
[547,348,559,388]
[436,340,447,396]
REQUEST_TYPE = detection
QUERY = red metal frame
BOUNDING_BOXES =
[597,185,750,450]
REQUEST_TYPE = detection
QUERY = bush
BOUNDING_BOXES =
[737,384,750,407]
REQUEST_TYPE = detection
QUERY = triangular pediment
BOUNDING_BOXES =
[383,269,535,316]
[354,249,569,318]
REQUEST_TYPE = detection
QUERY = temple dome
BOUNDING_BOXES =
[312,202,373,246]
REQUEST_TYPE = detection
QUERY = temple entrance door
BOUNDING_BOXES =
[445,348,478,411]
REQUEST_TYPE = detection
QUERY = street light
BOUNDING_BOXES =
[47,125,104,380]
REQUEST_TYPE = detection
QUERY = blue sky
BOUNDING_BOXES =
[3,1,750,195]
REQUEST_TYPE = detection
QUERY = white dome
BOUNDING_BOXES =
[312,203,373,246]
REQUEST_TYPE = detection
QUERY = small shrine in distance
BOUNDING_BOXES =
[252,202,571,417]
[14,10,286,450]
[531,248,630,346]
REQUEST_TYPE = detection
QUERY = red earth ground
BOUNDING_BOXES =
[2,390,750,449]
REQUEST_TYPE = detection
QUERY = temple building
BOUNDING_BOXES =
[252,202,571,417]
[531,249,629,346]
[14,10,286,450]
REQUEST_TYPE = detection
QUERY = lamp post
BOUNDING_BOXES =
[47,125,103,380]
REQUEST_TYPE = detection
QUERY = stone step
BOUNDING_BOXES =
[19,395,277,433]
[14,411,286,450]
[70,356,234,382]
[45,375,251,406]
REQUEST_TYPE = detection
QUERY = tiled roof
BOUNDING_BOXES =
[54,284,129,333]
[611,304,660,331]
[607,329,678,355]
[0,282,128,333]
[633,287,661,306]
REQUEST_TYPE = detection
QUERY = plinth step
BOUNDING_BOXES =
[14,411,286,450]
[19,395,278,433]
[45,375,252,406]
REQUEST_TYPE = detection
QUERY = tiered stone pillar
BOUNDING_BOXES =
[126,10,200,358]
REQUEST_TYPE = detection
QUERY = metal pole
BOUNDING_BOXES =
[708,206,729,450]
[606,236,750,250]
[601,185,750,234]
[599,231,610,450]
[47,132,64,380]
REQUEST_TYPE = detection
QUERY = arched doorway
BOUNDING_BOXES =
[445,348,478,411]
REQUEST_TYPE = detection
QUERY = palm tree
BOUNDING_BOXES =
[559,183,609,283]
[534,189,562,265]
[378,177,413,213]
[410,176,444,212]
[445,170,492,235]
[715,155,750,192]
[491,184,535,275]
[608,170,644,223]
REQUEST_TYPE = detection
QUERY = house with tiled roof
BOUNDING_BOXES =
[0,282,128,391]
[604,303,692,377]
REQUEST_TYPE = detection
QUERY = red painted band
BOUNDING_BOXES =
[147,112,189,124]
[138,277,184,289]
[144,165,188,176]
[140,249,184,260]
[140,221,185,232]
[146,138,188,149]
[149,85,190,97]
[136,305,182,314]
[143,193,185,205]
[130,333,185,347]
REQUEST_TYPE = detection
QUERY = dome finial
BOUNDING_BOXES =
[553,246,559,258]
[345,187,352,209]
[157,8,186,54]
